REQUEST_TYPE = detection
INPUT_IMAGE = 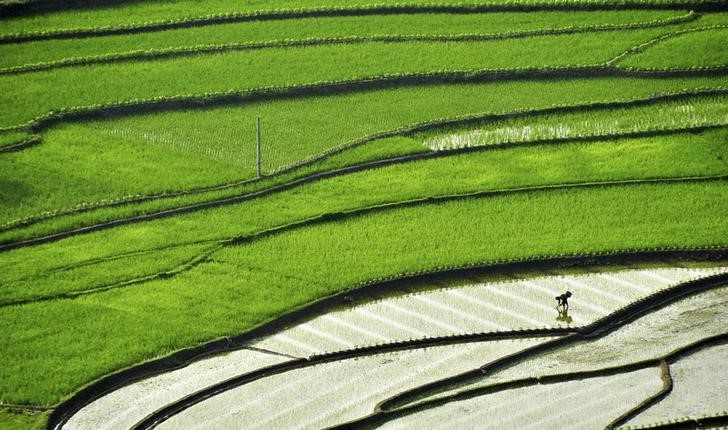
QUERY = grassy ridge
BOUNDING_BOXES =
[4,76,728,232]
[619,27,728,69]
[0,11,682,70]
[0,130,30,149]
[3,128,727,307]
[0,409,46,430]
[0,26,683,127]
[1,180,726,404]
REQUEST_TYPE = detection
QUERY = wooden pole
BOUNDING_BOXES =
[256,115,262,178]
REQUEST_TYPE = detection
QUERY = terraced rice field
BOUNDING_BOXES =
[1,0,727,429]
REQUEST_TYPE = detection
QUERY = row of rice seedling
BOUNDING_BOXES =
[252,265,726,356]
[0,25,685,128]
[4,128,726,305]
[0,0,705,37]
[63,348,289,430]
[618,26,728,70]
[0,11,684,72]
[157,338,548,430]
[1,180,725,406]
[420,93,728,150]
[4,75,727,233]
[622,343,728,428]
[382,366,664,429]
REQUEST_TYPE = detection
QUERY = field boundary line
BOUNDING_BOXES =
[332,312,728,428]
[128,271,728,430]
[605,360,673,429]
[0,10,697,75]
[0,403,53,412]
[23,239,223,280]
[3,3,724,44]
[619,413,728,429]
[0,134,41,152]
[0,244,223,309]
[2,86,726,237]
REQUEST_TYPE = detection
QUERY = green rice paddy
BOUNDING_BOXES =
[1,1,727,428]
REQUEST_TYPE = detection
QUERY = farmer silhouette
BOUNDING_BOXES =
[555,291,573,324]
[555,291,572,310]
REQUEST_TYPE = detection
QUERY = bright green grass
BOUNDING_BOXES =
[418,93,728,150]
[0,10,683,70]
[1,180,726,404]
[619,27,728,69]
[0,26,681,128]
[3,128,727,308]
[0,129,29,149]
[0,0,699,36]
[3,76,728,232]
[0,409,47,430]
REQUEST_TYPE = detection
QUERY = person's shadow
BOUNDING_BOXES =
[556,307,573,324]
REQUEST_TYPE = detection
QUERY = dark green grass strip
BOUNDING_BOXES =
[5,123,726,295]
[0,134,41,152]
[4,125,726,306]
[125,272,728,430]
[0,245,222,308]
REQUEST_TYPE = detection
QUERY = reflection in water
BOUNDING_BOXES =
[556,307,573,324]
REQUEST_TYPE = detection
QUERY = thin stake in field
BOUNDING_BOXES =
[257,114,262,178]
